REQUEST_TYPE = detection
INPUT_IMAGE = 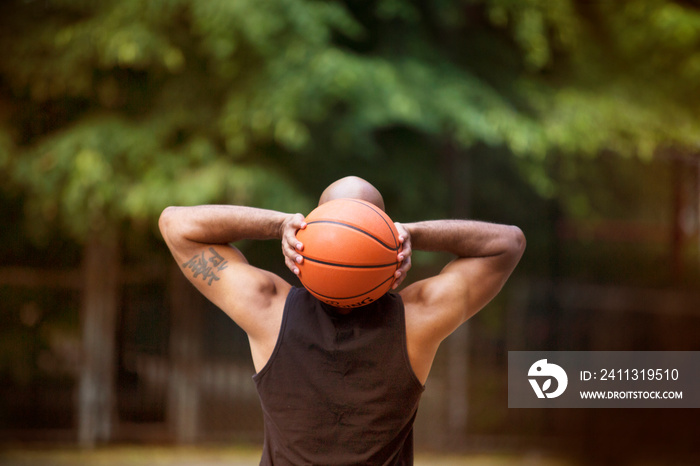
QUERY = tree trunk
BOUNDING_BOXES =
[670,159,686,283]
[696,158,700,272]
[77,232,121,447]
[442,140,471,444]
[166,265,204,444]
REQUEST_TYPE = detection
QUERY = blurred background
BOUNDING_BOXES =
[0,0,699,464]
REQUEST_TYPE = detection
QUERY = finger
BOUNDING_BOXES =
[282,239,303,269]
[397,246,411,263]
[290,221,306,250]
[284,237,301,254]
[283,246,303,266]
[397,257,411,278]
[281,238,294,257]
[283,229,302,252]
[393,256,411,288]
[392,270,405,289]
[284,255,300,275]
[392,272,402,289]
[398,242,411,261]
[292,214,307,230]
[399,257,411,274]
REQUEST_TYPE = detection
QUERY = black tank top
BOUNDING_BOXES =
[253,287,425,466]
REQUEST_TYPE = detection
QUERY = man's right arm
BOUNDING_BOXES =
[158,205,305,370]
[159,205,306,273]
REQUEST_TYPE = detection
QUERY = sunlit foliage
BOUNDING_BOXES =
[0,0,698,238]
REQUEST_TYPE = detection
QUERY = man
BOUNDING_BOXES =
[159,176,525,465]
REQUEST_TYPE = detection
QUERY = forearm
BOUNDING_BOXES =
[404,219,525,259]
[159,205,292,246]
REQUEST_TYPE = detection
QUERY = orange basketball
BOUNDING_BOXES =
[296,198,400,308]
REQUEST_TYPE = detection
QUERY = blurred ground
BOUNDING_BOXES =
[0,445,576,466]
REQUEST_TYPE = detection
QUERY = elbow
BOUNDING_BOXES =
[507,225,526,261]
[158,206,181,241]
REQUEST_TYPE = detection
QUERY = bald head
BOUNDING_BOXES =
[319,176,385,211]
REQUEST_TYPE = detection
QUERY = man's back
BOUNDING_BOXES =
[254,287,424,466]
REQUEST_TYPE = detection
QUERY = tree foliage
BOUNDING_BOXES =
[1,0,699,241]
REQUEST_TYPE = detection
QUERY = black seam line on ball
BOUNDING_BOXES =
[343,199,398,249]
[301,255,399,269]
[305,220,399,251]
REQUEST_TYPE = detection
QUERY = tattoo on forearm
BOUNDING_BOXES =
[182,247,229,286]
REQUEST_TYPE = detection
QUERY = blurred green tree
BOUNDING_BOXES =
[3,0,699,235]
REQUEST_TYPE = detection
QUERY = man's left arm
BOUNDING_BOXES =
[397,219,525,383]
[400,219,526,342]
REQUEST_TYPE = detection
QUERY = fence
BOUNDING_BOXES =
[2,264,700,458]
